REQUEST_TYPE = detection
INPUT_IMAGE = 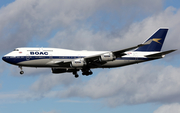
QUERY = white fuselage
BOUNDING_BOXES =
[2,28,175,77]
[3,47,158,69]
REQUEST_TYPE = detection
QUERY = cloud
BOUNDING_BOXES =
[0,84,2,89]
[1,63,180,107]
[58,99,98,103]
[128,7,180,52]
[0,0,163,53]
[48,26,111,50]
[1,0,180,109]
[10,66,50,76]
[0,62,7,74]
[49,7,180,56]
[41,110,58,113]
[53,64,180,107]
[8,65,76,94]
[30,73,76,93]
[153,103,180,113]
[0,91,37,103]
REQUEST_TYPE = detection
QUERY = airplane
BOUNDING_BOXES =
[2,28,176,78]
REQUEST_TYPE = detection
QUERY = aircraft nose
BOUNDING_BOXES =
[2,56,7,62]
[2,56,11,64]
[2,56,13,64]
[2,56,18,65]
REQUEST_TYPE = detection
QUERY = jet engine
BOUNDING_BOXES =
[99,52,115,62]
[71,58,86,67]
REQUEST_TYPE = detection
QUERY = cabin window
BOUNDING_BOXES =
[13,49,19,51]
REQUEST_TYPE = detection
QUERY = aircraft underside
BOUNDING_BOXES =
[16,58,151,78]
[16,58,146,68]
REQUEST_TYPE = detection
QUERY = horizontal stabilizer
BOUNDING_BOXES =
[145,49,177,58]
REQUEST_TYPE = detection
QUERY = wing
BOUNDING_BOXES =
[113,39,153,57]
[84,40,152,66]
[51,40,152,67]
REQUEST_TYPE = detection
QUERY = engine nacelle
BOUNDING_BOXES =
[71,58,86,67]
[51,68,77,74]
[100,52,115,62]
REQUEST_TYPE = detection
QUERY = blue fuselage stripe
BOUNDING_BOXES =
[2,56,151,65]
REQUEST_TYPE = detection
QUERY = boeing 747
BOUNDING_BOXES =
[2,28,176,78]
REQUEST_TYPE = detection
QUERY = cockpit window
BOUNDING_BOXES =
[13,49,19,51]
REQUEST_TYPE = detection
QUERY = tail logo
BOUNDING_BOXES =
[152,38,162,44]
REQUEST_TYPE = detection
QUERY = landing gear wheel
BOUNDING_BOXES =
[73,70,79,78]
[75,74,79,78]
[19,66,24,75]
[89,71,93,75]
[20,71,24,74]
[82,69,93,76]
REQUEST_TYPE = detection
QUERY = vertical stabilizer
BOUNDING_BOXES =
[135,28,168,51]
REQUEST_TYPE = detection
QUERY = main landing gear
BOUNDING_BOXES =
[72,68,93,78]
[73,70,79,78]
[82,68,93,76]
[19,66,24,75]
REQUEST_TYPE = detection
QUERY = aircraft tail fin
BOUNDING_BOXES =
[135,28,168,51]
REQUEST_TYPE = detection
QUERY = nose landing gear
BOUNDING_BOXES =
[19,66,24,75]
[20,71,24,74]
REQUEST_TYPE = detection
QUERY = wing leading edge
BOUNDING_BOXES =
[83,39,152,63]
[52,39,153,67]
